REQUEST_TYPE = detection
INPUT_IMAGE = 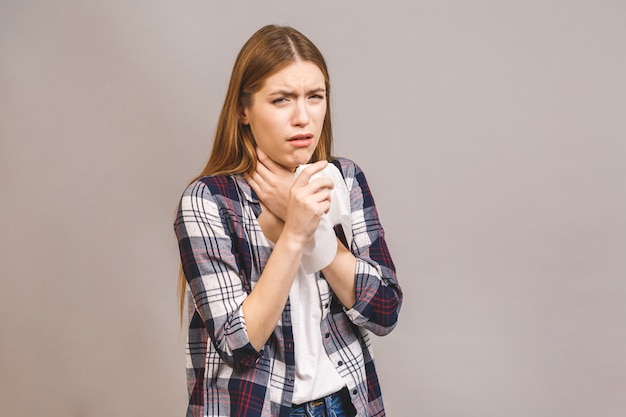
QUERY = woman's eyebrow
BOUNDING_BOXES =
[268,87,326,96]
[268,90,296,97]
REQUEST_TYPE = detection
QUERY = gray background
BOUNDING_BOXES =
[1,1,625,416]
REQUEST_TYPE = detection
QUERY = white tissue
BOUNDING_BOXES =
[294,163,352,274]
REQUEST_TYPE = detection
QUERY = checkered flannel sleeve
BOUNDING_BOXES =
[332,158,403,336]
[175,178,262,369]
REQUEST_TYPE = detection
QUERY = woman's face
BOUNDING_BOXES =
[242,60,327,172]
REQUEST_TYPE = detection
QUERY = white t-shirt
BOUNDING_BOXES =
[290,163,352,404]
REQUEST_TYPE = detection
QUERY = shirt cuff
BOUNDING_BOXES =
[224,304,264,368]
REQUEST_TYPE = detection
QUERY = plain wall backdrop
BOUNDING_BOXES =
[1,1,625,416]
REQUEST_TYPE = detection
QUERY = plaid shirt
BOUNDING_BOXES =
[174,158,402,417]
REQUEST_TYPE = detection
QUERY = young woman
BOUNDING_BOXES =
[174,25,402,417]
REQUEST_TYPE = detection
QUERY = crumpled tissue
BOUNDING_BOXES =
[294,163,352,274]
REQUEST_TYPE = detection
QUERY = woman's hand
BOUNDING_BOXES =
[248,148,333,244]
[242,159,334,350]
[246,148,294,221]
[281,161,334,246]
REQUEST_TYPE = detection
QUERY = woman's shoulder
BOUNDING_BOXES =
[196,174,236,187]
[330,156,361,174]
[330,157,365,179]
[180,174,243,201]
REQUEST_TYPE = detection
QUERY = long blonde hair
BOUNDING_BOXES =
[178,25,335,318]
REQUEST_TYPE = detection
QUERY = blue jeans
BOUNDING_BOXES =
[290,387,357,417]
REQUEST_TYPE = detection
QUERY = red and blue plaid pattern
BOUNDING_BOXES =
[174,158,402,417]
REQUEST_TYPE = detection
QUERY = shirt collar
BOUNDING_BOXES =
[234,175,259,204]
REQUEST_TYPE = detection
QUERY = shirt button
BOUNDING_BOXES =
[352,389,357,395]
[325,333,330,338]
[337,361,343,366]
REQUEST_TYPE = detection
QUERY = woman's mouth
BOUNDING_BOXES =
[287,134,314,148]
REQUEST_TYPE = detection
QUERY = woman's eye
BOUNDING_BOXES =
[310,94,325,100]
[272,98,287,104]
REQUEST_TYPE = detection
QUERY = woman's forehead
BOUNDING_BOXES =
[260,61,326,92]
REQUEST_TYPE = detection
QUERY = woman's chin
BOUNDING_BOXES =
[292,151,315,167]
[279,157,311,172]
[267,149,315,172]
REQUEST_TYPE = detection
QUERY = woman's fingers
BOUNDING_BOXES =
[292,160,328,186]
[250,154,334,242]
[289,161,334,225]
[248,148,296,220]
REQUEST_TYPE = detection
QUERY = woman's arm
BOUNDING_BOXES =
[332,158,402,335]
[175,178,259,368]
[176,161,335,362]
[250,155,403,335]
[242,161,333,349]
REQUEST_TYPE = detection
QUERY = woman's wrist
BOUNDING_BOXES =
[277,227,310,253]
[258,204,284,243]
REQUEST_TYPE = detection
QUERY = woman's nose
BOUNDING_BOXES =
[291,101,310,126]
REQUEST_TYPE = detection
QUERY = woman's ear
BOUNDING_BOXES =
[238,106,249,125]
